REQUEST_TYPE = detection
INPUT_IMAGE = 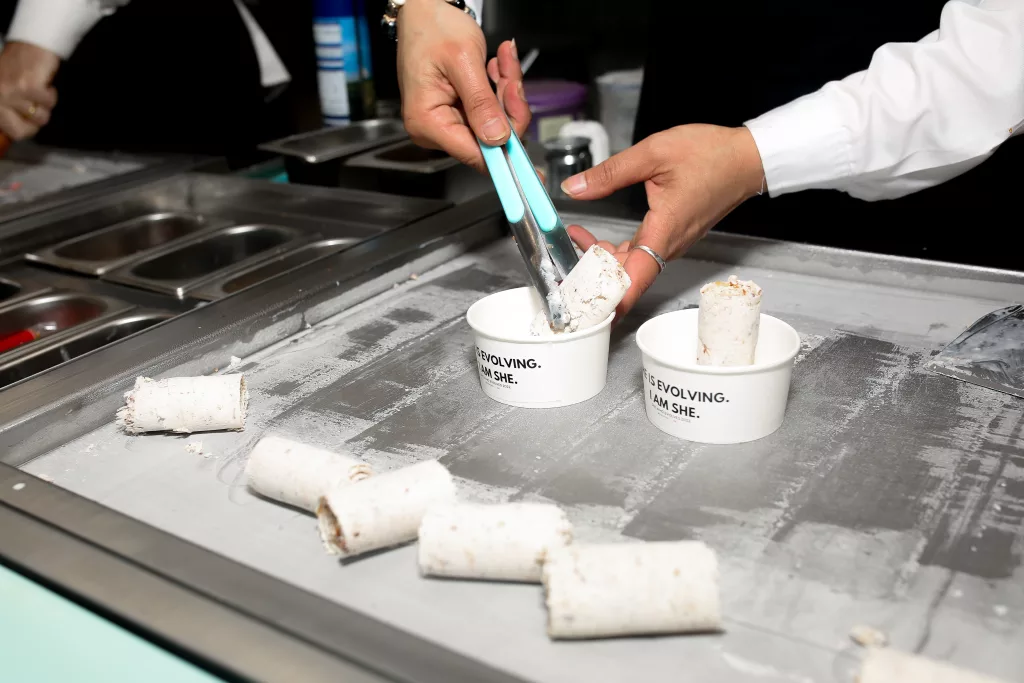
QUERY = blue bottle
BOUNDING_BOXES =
[313,0,375,125]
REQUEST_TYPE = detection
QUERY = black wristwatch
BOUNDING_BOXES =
[382,0,477,42]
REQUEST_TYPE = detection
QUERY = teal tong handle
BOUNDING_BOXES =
[504,131,559,232]
[479,126,579,273]
[480,142,525,224]
[478,126,580,330]
[479,129,560,232]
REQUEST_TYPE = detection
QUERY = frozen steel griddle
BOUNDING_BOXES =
[1,211,1023,683]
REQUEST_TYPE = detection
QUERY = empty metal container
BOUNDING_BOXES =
[0,275,52,310]
[259,119,408,188]
[0,292,128,355]
[11,174,447,267]
[190,238,360,301]
[26,212,212,276]
[338,140,488,202]
[0,278,21,303]
[0,310,173,390]
[543,137,593,200]
[104,224,306,298]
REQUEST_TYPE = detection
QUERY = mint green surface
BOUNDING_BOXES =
[241,164,290,184]
[0,564,223,683]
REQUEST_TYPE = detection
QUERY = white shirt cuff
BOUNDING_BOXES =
[744,88,854,198]
[233,0,290,87]
[466,0,483,25]
[6,0,106,59]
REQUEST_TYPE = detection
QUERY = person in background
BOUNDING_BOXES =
[394,0,1024,315]
[0,0,319,162]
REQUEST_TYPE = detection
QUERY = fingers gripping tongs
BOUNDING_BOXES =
[479,129,579,331]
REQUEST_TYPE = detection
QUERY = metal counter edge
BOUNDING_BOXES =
[0,464,528,683]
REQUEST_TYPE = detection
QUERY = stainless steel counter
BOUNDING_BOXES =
[0,142,200,227]
[2,214,1023,682]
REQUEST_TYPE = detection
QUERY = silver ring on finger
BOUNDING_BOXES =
[633,245,667,273]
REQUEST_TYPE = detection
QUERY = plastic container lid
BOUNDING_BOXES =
[523,80,588,113]
[596,68,644,90]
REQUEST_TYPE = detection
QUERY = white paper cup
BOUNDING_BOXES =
[466,287,614,408]
[636,309,800,444]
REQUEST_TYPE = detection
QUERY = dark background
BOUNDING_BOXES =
[367,0,650,117]
[2,1,1019,271]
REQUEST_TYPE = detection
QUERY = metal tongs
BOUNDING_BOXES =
[479,128,579,331]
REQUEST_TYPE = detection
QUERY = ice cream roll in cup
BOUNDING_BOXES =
[635,307,800,444]
[466,287,614,408]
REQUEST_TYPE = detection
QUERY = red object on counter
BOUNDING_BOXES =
[0,329,39,354]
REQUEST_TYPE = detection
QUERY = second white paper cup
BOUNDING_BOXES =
[466,287,613,408]
[636,309,800,444]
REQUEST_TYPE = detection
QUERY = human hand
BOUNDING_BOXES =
[397,0,530,171]
[0,41,59,142]
[562,125,765,318]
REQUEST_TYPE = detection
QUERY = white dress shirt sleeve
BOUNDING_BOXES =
[744,0,1024,201]
[6,0,289,88]
[6,0,127,59]
[232,0,290,87]
[466,0,483,25]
